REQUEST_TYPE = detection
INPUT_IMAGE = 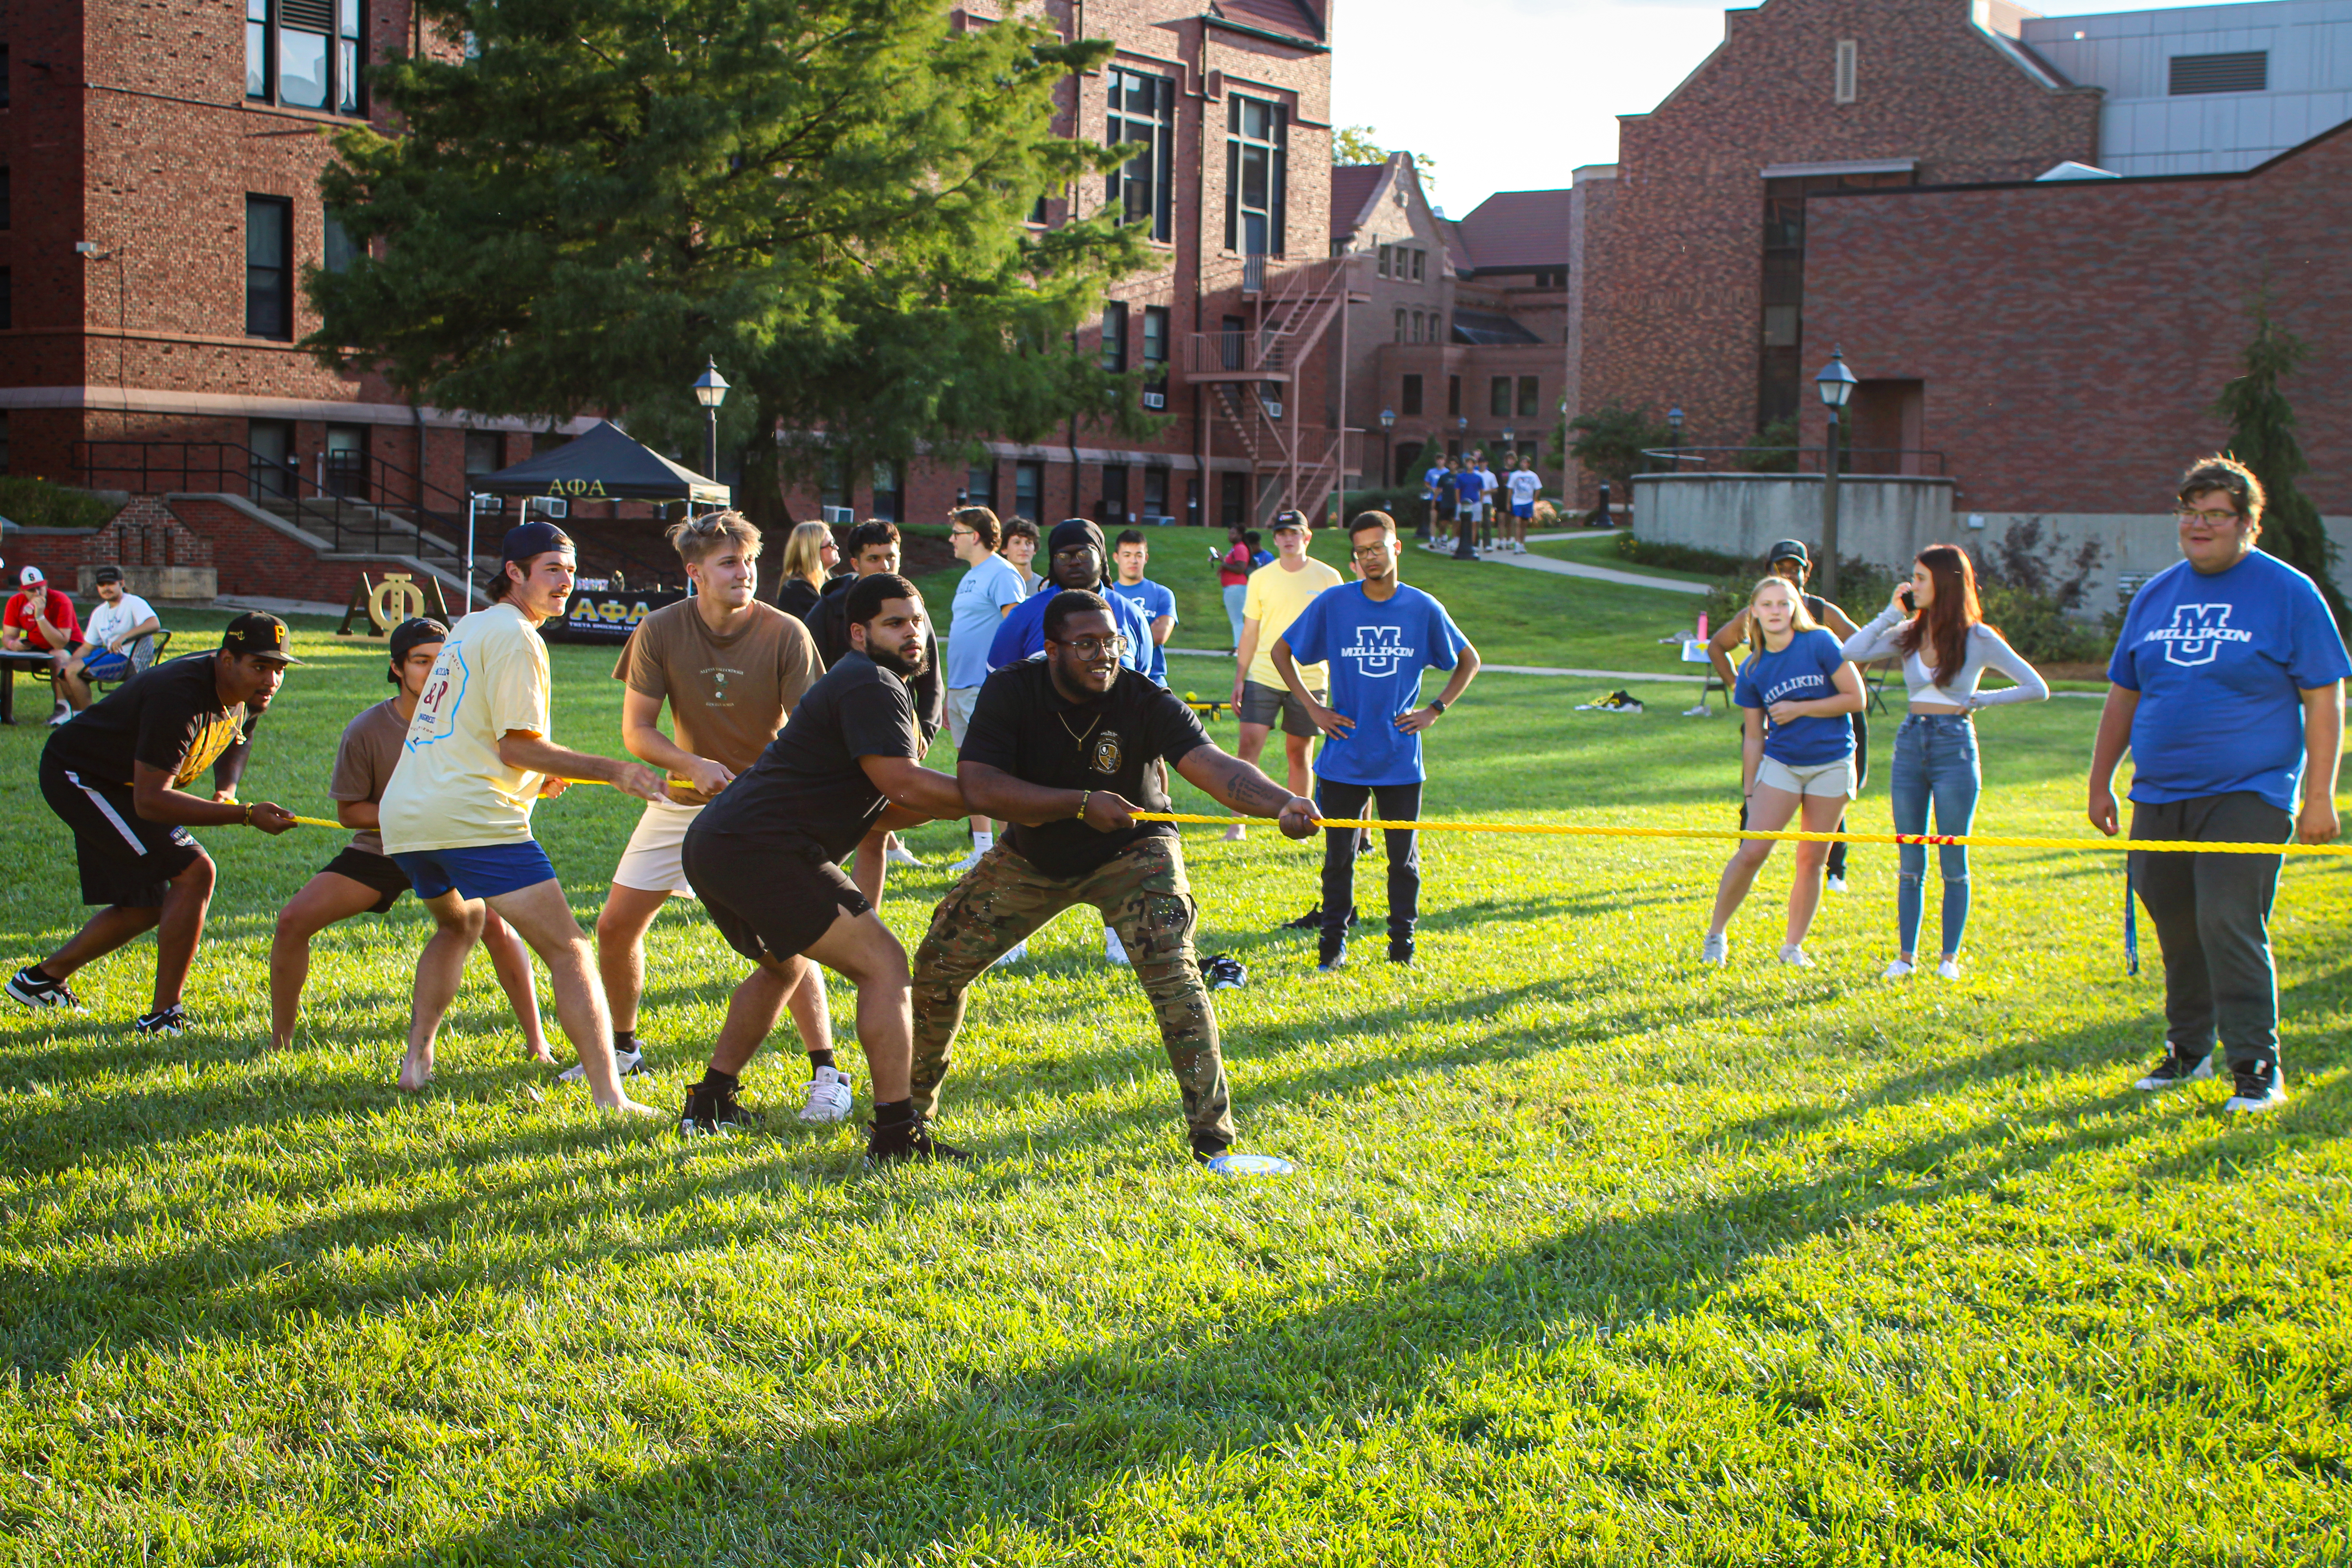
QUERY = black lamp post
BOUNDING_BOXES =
[692,357,730,493]
[1667,404,1684,463]
[1453,416,1476,560]
[1814,347,1856,597]
[1379,406,1396,489]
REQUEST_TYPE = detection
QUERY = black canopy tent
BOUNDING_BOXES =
[463,419,731,607]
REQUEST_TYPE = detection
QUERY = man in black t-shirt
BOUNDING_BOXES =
[911,590,1318,1162]
[8,615,303,1034]
[680,573,971,1160]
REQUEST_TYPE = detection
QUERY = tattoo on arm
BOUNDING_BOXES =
[1218,758,1294,816]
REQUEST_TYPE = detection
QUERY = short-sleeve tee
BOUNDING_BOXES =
[693,652,924,862]
[946,552,1028,691]
[1450,470,1485,504]
[327,697,411,857]
[1422,466,1446,499]
[1734,628,1854,766]
[1106,577,1178,684]
[1280,582,1470,786]
[959,661,1212,878]
[988,583,1157,676]
[44,652,247,788]
[2106,550,2352,811]
[83,593,158,653]
[379,603,554,854]
[5,589,80,652]
[1507,470,1541,506]
[1242,557,1343,690]
[1217,542,1254,590]
[612,599,821,803]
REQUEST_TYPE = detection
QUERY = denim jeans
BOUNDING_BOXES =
[1221,584,1249,649]
[1890,713,1980,958]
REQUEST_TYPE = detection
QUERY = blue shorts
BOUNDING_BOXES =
[1511,501,1533,520]
[390,840,558,901]
[80,651,134,682]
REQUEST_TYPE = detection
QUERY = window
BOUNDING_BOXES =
[464,431,504,480]
[0,412,9,474]
[324,424,367,498]
[1106,69,1176,241]
[1014,461,1043,521]
[245,196,293,338]
[1394,308,1406,343]
[1756,168,1912,428]
[1142,305,1169,394]
[1220,470,1247,527]
[1400,374,1423,417]
[1834,39,1857,103]
[1143,467,1168,518]
[965,463,996,510]
[1412,249,1425,282]
[1447,376,1461,417]
[871,459,904,523]
[1100,465,1129,522]
[1101,300,1129,373]
[1517,376,1539,417]
[1490,377,1512,418]
[0,168,9,229]
[2171,51,2266,94]
[1221,314,1245,370]
[0,269,9,330]
[323,212,358,272]
[0,47,8,109]
[1377,244,1392,278]
[247,0,365,113]
[818,452,848,511]
[1412,312,1425,343]
[1225,96,1288,257]
[249,419,295,500]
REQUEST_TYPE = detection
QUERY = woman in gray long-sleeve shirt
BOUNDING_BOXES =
[1842,544,2048,979]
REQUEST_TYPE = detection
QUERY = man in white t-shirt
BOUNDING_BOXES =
[378,521,669,1107]
[60,566,163,710]
[1476,457,1502,552]
[1504,459,1543,555]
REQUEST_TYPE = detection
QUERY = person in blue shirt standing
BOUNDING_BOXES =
[1107,529,1178,686]
[987,519,1156,677]
[1274,511,1481,970]
[2091,456,2348,1114]
[1448,460,1486,561]
[1703,575,1865,968]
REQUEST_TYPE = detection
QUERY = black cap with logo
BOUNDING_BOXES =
[1765,539,1811,567]
[387,616,449,681]
[220,611,305,665]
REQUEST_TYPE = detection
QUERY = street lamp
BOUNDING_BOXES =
[1501,426,1515,463]
[692,356,730,495]
[1667,404,1684,464]
[1814,347,1856,597]
[1379,407,1396,491]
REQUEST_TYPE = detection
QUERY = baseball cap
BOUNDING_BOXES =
[220,611,305,665]
[501,521,574,568]
[18,565,46,587]
[1765,539,1811,566]
[388,616,449,664]
[1270,510,1309,533]
[93,564,124,586]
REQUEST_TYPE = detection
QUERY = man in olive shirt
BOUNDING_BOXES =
[588,512,846,1119]
[913,590,1318,1162]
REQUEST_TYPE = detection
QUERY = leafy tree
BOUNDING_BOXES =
[2211,298,2347,627]
[306,0,1154,526]
[1733,416,1800,474]
[1332,126,1436,174]
[1564,400,1674,495]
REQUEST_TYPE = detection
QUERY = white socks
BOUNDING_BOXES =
[972,831,994,854]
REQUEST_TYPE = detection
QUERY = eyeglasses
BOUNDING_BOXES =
[1057,635,1132,657]
[1350,541,1396,559]
[949,527,976,540]
[2174,507,2241,524]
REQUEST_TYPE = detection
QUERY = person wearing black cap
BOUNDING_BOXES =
[1706,539,1869,890]
[265,617,549,1056]
[7,613,303,1034]
[678,572,971,1160]
[985,519,1156,677]
[377,522,669,1110]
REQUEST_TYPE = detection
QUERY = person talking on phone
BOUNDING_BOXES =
[1841,545,2048,980]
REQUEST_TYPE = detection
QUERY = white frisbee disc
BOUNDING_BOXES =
[1205,1152,1294,1177]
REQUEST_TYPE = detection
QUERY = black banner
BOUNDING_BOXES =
[539,582,686,644]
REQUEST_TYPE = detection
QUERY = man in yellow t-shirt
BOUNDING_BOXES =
[1226,510,1343,842]
[378,521,668,1109]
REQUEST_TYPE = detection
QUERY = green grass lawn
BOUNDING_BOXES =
[2,585,2349,1564]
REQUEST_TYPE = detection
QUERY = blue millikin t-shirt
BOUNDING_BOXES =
[2107,549,2352,811]
[1280,580,1470,785]
[1733,627,1854,766]
[1106,577,1178,684]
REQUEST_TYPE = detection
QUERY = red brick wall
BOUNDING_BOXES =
[1802,125,2352,515]
[166,496,439,604]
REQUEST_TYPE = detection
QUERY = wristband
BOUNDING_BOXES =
[242,802,254,826]
[1074,790,1091,821]
[1428,699,1448,715]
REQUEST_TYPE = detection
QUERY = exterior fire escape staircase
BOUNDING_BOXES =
[1182,254,1368,525]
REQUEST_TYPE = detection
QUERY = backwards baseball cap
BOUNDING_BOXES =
[500,520,574,568]
[221,611,305,665]
[18,565,46,587]
[1765,539,1811,566]
[388,615,449,665]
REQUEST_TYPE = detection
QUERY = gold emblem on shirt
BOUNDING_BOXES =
[1091,731,1122,776]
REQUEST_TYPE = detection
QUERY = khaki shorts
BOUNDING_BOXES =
[946,684,983,749]
[1756,755,1857,799]
[612,795,702,895]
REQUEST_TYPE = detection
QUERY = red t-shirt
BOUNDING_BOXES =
[1217,542,1253,589]
[3,589,80,652]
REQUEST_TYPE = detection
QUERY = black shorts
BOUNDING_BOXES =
[39,752,205,909]
[320,846,412,914]
[682,826,873,965]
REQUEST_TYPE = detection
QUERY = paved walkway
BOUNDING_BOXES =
[1423,539,1708,595]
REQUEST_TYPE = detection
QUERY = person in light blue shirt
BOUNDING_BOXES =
[943,506,1030,873]
[1273,510,1480,970]
[1107,529,1178,685]
[2091,455,2350,1113]
[987,519,1155,677]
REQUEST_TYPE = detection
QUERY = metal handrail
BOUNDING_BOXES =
[1635,445,1946,477]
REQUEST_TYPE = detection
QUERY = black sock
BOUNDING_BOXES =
[873,1098,915,1129]
[698,1067,739,1094]
[613,1029,638,1051]
[24,965,57,985]
[808,1049,836,1076]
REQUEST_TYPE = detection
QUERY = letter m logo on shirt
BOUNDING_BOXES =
[2163,603,2233,667]
[1346,626,1405,677]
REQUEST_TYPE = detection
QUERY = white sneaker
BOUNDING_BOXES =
[1103,926,1130,964]
[798,1065,855,1123]
[884,840,922,866]
[48,704,72,727]
[1881,959,1916,980]
[1825,875,1847,893]
[991,941,1027,969]
[947,849,984,875]
[1936,958,1962,980]
[1778,944,1813,967]
[1700,933,1728,965]
[557,1045,645,1084]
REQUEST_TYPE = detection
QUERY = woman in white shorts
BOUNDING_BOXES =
[1703,576,1865,967]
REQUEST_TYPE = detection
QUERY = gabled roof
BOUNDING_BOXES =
[1450,188,1572,272]
[1209,0,1323,44]
[472,419,730,505]
[1330,164,1386,238]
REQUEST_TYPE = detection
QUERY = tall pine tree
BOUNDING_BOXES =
[304,0,1153,524]
[2212,298,2347,628]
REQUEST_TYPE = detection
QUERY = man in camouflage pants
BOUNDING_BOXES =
[911,590,1317,1161]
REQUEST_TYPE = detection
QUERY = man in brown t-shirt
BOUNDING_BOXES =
[266,617,549,1053]
[586,513,848,1122]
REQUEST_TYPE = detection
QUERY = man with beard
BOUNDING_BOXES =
[986,518,1156,677]
[911,590,1318,1163]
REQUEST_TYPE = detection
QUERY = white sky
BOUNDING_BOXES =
[1331,0,2244,216]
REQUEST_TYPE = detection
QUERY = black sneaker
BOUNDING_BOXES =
[7,966,83,1013]
[867,1121,974,1164]
[681,1078,759,1136]
[2224,1057,2286,1114]
[1388,932,1414,965]
[132,1003,187,1036]
[1190,1140,1230,1167]
[1281,904,1359,931]
[1200,953,1249,991]
[1317,933,1347,973]
[2134,1047,2215,1091]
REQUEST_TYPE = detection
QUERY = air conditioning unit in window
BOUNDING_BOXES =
[821,505,856,526]
[539,498,568,519]
[1261,400,1284,420]
[1141,390,1166,410]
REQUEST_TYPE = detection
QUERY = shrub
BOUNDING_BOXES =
[1566,401,1675,493]
[0,478,123,532]
[1732,417,1802,474]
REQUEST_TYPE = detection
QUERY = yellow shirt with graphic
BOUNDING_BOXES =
[1243,556,1343,690]
[379,603,554,854]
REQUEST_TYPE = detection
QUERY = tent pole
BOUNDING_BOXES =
[463,494,478,612]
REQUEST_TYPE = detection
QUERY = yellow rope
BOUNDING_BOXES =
[1131,811,2350,857]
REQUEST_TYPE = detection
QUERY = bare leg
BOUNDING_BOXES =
[400,891,486,1092]
[785,963,833,1058]
[705,955,804,1076]
[851,824,888,907]
[1281,731,1313,799]
[1782,793,1849,949]
[481,909,552,1062]
[41,905,163,980]
[269,872,383,1049]
[801,909,916,1102]
[58,661,94,711]
[1228,722,1274,839]
[1707,784,1801,938]
[592,883,670,1034]
[149,855,218,1012]
[485,878,650,1112]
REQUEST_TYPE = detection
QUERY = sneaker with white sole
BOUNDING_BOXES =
[2223,1057,2286,1113]
[798,1065,855,1123]
[947,849,984,875]
[1700,933,1728,965]
[1103,926,1130,964]
[2134,1047,2214,1091]
[884,840,922,867]
[1936,958,1962,980]
[1825,875,1847,893]
[1778,943,1813,968]
[7,966,84,1013]
[558,1045,646,1085]
[1880,959,1916,980]
[133,1003,188,1036]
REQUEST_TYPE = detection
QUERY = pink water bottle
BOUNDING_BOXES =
[1696,612,1709,641]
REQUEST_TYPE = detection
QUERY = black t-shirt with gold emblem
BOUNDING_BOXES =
[45,652,250,789]
[960,659,1211,878]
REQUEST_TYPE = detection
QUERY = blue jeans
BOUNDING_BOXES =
[1890,713,1980,958]
[1221,584,1248,649]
